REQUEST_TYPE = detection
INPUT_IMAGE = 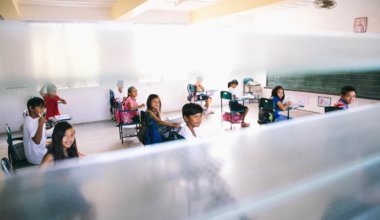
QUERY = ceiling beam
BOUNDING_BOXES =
[190,0,284,23]
[110,0,149,20]
[0,0,21,19]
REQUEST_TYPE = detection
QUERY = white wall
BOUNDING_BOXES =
[250,0,380,33]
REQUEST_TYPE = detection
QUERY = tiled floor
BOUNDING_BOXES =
[0,103,317,179]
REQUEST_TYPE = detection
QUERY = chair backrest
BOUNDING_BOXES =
[258,98,275,124]
[325,106,343,113]
[5,124,13,146]
[243,78,253,85]
[259,98,274,110]
[5,124,27,166]
[109,89,116,107]
[187,84,196,93]
[187,84,198,102]
[220,91,232,101]
[1,157,12,176]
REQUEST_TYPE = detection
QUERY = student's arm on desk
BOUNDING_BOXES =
[40,153,54,168]
[127,102,145,111]
[276,100,292,111]
[147,110,181,128]
[78,151,87,158]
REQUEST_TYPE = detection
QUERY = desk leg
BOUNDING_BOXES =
[287,109,290,120]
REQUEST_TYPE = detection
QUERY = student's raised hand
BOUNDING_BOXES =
[38,116,47,126]
[139,104,145,108]
[61,99,67,104]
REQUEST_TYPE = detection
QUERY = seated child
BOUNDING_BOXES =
[122,86,145,124]
[39,83,67,120]
[195,76,214,114]
[179,103,204,141]
[334,85,356,110]
[271,85,292,122]
[114,80,127,103]
[228,79,250,127]
[146,94,181,142]
[114,80,128,124]
[23,97,48,164]
[40,121,85,168]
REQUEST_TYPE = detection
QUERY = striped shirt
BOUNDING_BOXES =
[334,97,349,110]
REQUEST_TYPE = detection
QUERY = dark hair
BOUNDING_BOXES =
[228,79,239,88]
[146,94,161,112]
[182,103,203,118]
[271,86,285,102]
[127,86,136,97]
[49,121,78,161]
[341,85,356,96]
[27,97,45,114]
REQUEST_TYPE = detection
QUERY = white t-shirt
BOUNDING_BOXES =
[228,87,237,99]
[23,116,47,164]
[179,125,201,142]
[114,88,127,103]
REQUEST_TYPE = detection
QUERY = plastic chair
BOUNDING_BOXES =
[220,91,245,130]
[109,89,116,121]
[5,124,36,172]
[186,84,204,105]
[1,157,12,176]
[257,98,275,125]
[116,102,140,144]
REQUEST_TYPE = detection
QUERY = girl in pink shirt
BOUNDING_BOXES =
[122,86,145,123]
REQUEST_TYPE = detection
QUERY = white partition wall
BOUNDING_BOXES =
[1,104,380,219]
[1,21,380,129]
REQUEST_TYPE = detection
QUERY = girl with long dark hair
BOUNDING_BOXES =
[40,121,85,167]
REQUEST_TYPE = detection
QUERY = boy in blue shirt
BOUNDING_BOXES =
[334,86,356,110]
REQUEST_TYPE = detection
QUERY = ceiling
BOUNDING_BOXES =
[0,0,351,25]
[1,0,307,24]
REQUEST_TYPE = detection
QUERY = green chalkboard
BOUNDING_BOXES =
[267,71,380,100]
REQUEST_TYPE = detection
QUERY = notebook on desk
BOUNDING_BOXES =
[49,114,72,122]
[205,90,217,96]
[241,94,256,100]
[166,116,184,124]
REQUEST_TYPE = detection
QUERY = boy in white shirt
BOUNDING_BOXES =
[23,97,48,164]
[114,80,127,103]
[179,103,204,141]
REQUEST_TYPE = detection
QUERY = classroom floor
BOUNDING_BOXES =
[0,103,317,180]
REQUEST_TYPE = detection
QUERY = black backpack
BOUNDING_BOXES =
[257,98,275,125]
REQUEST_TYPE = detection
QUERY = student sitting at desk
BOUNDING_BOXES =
[271,86,292,122]
[228,79,250,127]
[195,76,214,114]
[23,97,48,164]
[114,80,127,103]
[123,86,145,124]
[40,121,85,168]
[146,94,181,139]
[334,85,356,110]
[179,103,203,141]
